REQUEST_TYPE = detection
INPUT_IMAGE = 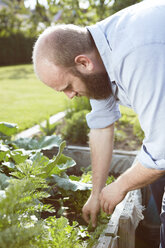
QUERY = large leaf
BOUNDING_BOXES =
[0,122,18,136]
[2,161,15,170]
[0,142,10,162]
[13,135,63,151]
[0,173,10,190]
[10,149,29,164]
[41,141,66,178]
[0,190,6,200]
[45,153,76,176]
[57,154,76,169]
[30,142,68,178]
[49,174,92,191]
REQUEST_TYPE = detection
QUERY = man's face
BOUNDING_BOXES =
[37,61,112,100]
[70,67,112,100]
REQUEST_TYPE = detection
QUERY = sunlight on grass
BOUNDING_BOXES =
[0,64,68,131]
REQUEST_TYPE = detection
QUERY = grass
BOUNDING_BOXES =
[0,64,67,131]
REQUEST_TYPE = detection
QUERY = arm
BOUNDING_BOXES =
[100,160,165,214]
[82,123,114,227]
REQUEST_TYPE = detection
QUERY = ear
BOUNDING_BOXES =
[74,54,94,73]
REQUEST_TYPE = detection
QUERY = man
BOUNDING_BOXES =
[33,0,165,246]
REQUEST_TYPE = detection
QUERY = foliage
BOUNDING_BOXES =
[0,122,18,140]
[0,121,114,247]
[43,216,85,248]
[0,0,143,66]
[0,121,116,247]
[65,96,91,119]
[114,127,127,142]
[110,0,142,14]
[0,161,86,248]
[0,34,35,66]
[132,117,144,143]
[40,118,61,136]
[62,110,90,145]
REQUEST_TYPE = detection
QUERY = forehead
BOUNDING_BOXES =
[37,60,69,90]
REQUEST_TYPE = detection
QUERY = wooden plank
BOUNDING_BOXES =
[94,193,130,248]
[118,190,143,248]
[94,190,143,248]
[118,216,135,248]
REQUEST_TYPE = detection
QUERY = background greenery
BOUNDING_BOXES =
[0,64,67,131]
[0,0,142,66]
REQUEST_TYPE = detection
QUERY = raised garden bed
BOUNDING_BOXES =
[1,113,159,248]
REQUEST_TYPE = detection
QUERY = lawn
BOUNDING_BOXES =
[0,64,67,131]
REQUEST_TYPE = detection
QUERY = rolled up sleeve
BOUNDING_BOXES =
[118,44,165,170]
[86,96,121,129]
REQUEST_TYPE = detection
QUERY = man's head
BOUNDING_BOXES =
[32,24,112,99]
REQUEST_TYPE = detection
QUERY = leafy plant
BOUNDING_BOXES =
[114,128,127,142]
[40,117,61,136]
[62,110,90,145]
[132,117,144,142]
[0,122,114,247]
[0,122,18,141]
[65,97,91,119]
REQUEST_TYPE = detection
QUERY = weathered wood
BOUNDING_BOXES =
[118,215,135,248]
[94,190,143,248]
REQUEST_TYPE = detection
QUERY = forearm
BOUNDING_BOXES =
[116,160,165,193]
[90,124,114,196]
[99,160,165,214]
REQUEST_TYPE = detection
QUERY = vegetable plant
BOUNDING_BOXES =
[0,121,114,247]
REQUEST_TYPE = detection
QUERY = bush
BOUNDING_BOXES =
[0,33,35,66]
[132,117,144,142]
[62,110,90,145]
[65,96,91,119]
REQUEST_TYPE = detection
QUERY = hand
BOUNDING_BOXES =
[99,181,127,215]
[82,193,100,227]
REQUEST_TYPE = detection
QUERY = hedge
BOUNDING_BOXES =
[0,33,36,66]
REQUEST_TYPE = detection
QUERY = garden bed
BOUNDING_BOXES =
[0,121,145,248]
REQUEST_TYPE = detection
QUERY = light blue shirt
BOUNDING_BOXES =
[86,0,165,170]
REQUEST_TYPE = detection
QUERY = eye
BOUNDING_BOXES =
[64,84,73,91]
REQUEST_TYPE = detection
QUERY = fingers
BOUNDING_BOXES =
[82,207,90,224]
[82,207,97,227]
[99,187,115,215]
[91,212,97,228]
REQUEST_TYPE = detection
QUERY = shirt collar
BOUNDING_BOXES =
[86,24,115,80]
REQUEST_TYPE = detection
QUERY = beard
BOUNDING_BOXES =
[70,67,112,100]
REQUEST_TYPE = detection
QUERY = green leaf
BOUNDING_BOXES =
[10,150,29,164]
[0,122,18,136]
[13,135,63,151]
[0,173,10,190]
[0,143,10,162]
[0,143,9,152]
[56,154,76,171]
[49,174,92,191]
[0,190,6,200]
[41,141,66,178]
[2,161,15,169]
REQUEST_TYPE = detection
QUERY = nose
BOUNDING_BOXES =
[64,90,77,99]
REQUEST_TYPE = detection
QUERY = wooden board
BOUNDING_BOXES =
[94,190,143,248]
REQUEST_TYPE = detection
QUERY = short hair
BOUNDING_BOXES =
[32,24,95,71]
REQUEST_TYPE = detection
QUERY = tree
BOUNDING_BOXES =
[110,0,142,14]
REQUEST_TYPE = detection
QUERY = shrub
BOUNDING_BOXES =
[61,110,90,145]
[0,34,35,66]
[132,117,144,142]
[65,97,91,119]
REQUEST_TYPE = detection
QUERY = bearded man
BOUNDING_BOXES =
[33,0,165,246]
